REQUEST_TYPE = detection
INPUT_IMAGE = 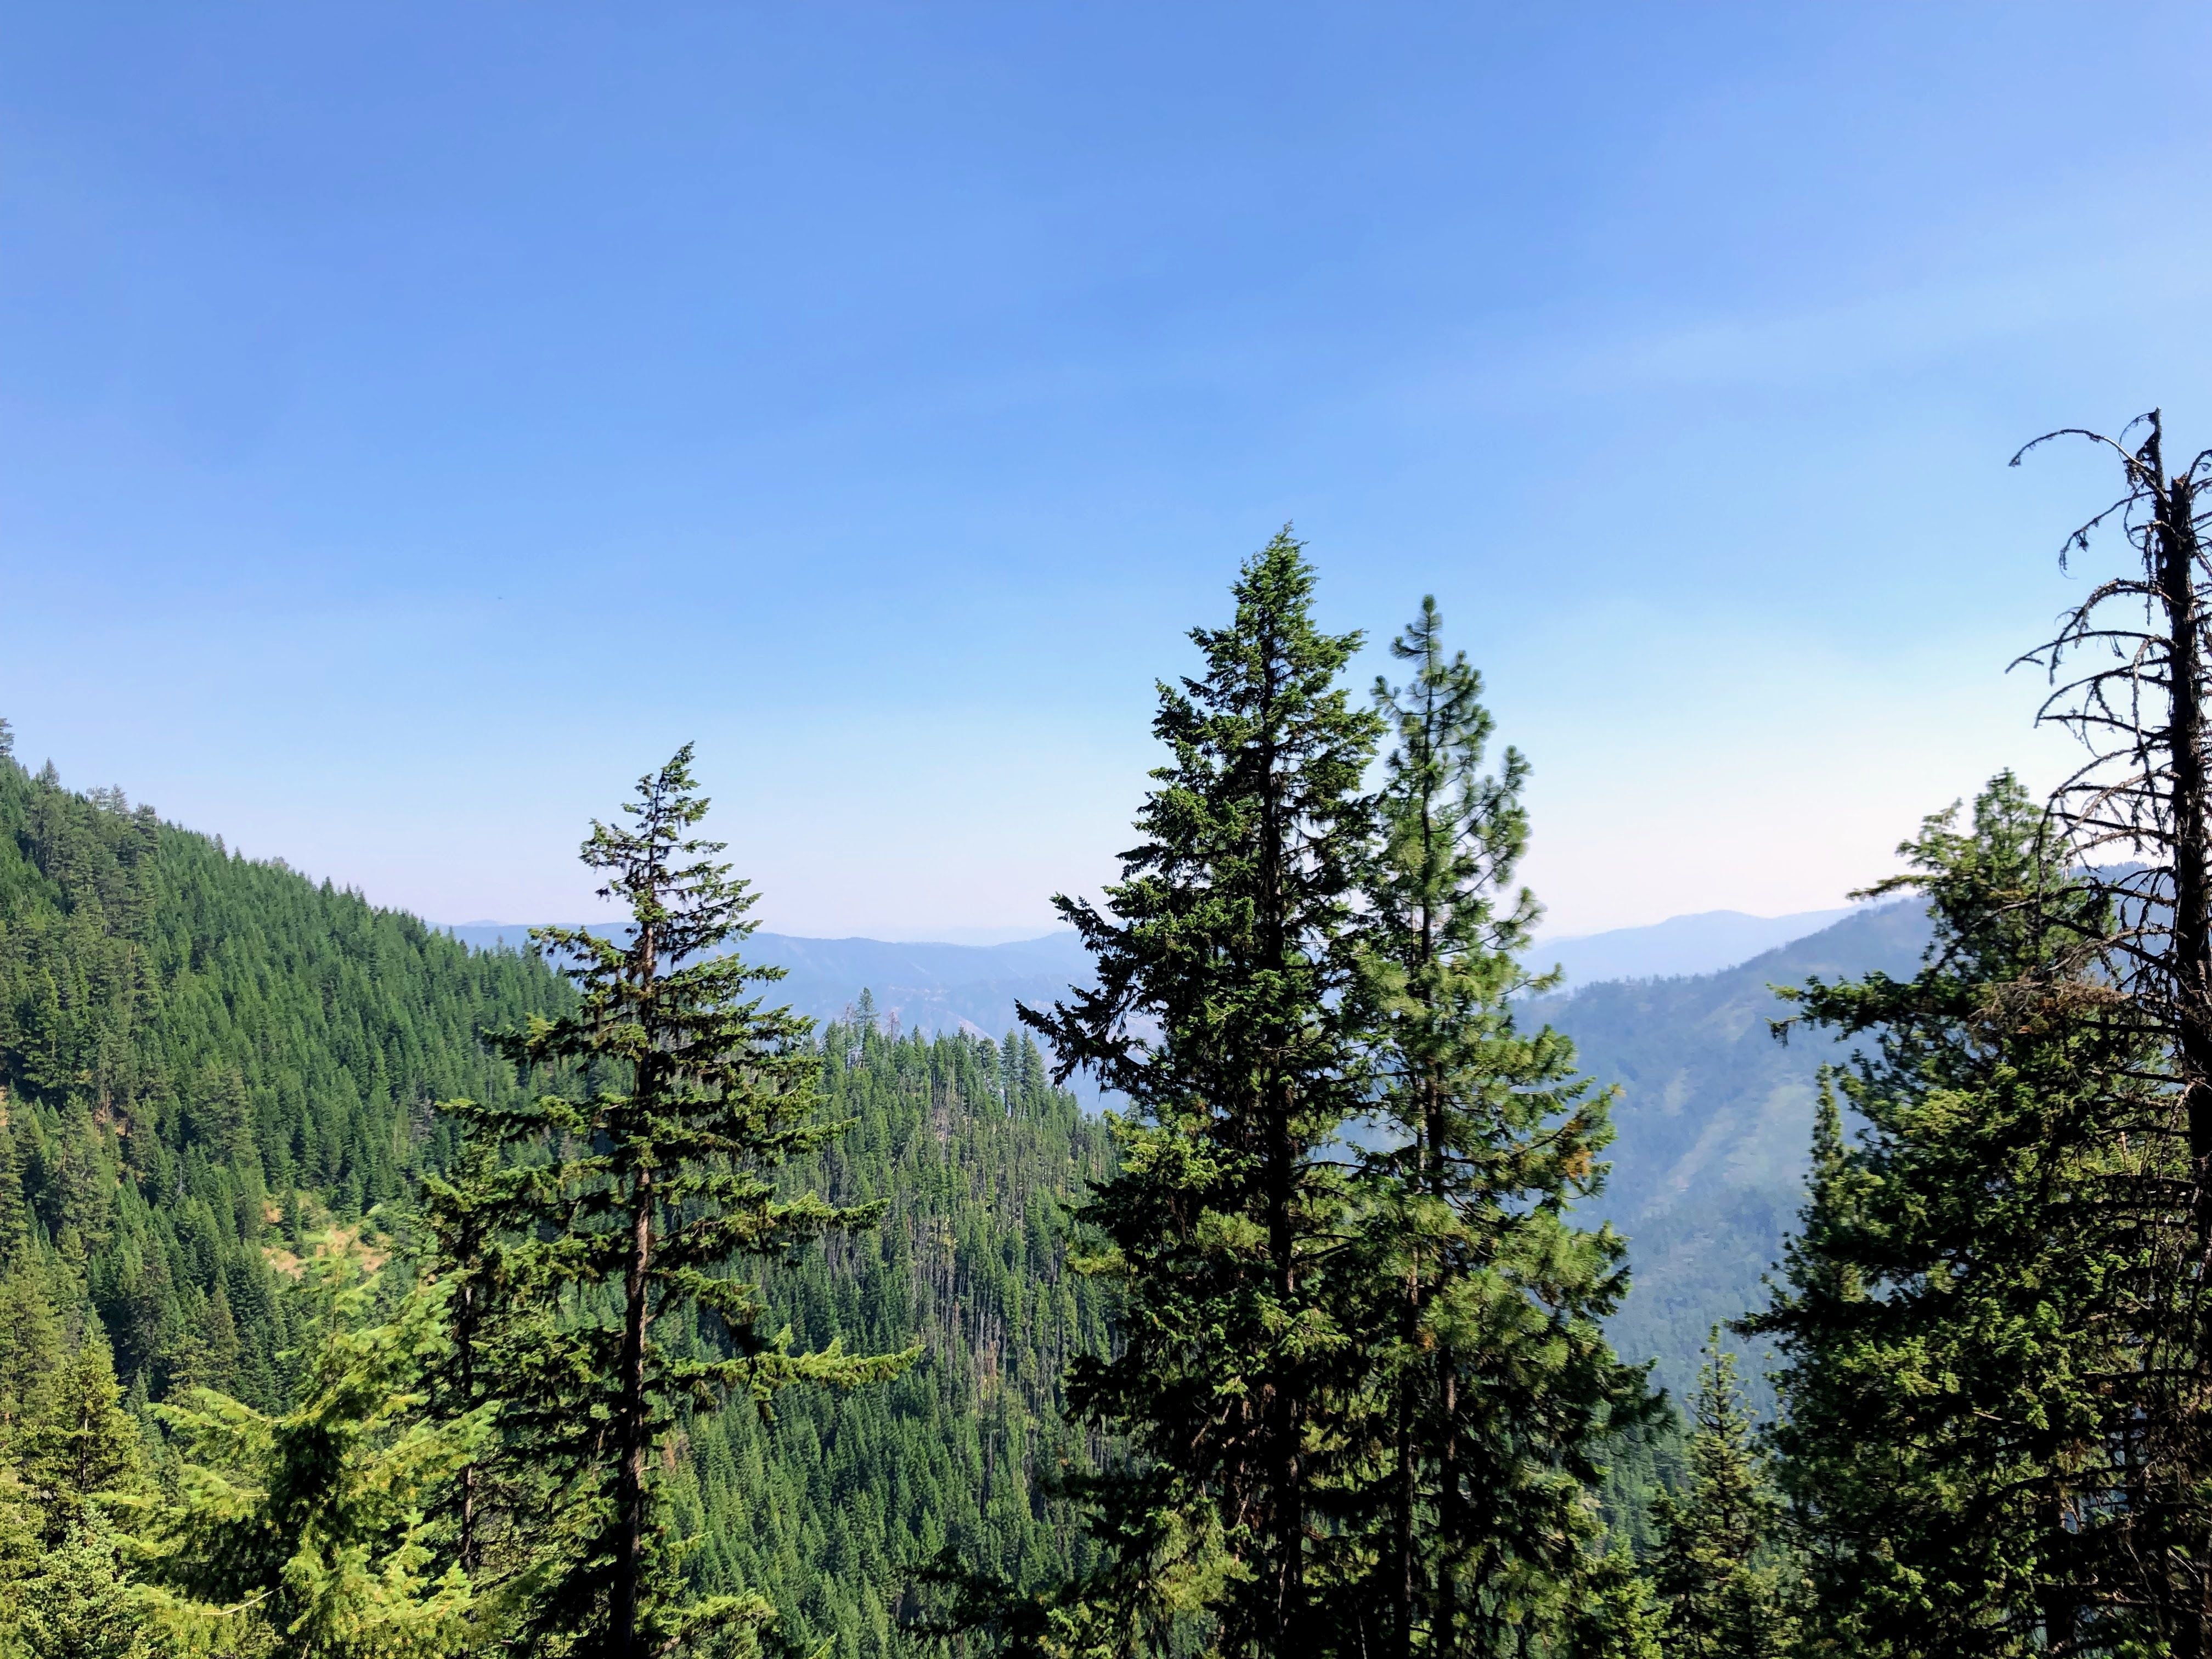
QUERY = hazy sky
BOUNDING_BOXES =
[4,4,2208,940]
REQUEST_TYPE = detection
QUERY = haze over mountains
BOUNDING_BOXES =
[443,902,1869,1042]
[449,899,1923,1399]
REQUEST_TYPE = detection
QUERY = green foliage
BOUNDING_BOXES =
[1648,1336,1802,1659]
[448,748,913,1658]
[12,1512,159,1659]
[0,751,564,1413]
[137,1273,483,1658]
[1345,597,1650,1657]
[0,1260,156,1657]
[1018,531,1385,1657]
[1748,773,2189,1653]
[1562,1549,1663,1659]
[679,1018,1115,1659]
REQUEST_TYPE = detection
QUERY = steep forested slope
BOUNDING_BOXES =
[0,754,1114,1657]
[675,1011,1114,1658]
[1535,901,1931,1396]
[0,754,565,1410]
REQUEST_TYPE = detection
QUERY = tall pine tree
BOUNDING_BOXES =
[452,747,912,1659]
[1348,597,1646,1658]
[1747,775,2167,1655]
[1021,531,1381,1658]
[1648,1336,1801,1659]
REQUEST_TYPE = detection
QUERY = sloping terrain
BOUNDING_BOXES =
[446,922,1094,1044]
[1536,900,1932,1397]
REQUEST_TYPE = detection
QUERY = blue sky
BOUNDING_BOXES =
[4,4,2208,939]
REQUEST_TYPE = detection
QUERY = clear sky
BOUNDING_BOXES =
[4,4,2208,940]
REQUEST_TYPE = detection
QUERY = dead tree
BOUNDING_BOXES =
[2017,408,2212,1651]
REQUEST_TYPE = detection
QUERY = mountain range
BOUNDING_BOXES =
[448,901,1926,1399]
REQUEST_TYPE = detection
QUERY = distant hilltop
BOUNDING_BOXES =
[441,904,1880,1039]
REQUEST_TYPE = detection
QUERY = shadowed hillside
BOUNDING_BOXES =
[1536,900,1932,1398]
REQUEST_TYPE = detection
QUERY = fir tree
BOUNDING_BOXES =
[12,1511,156,1659]
[1649,1336,1800,1659]
[1348,597,1646,1658]
[453,747,913,1659]
[24,1315,144,1544]
[1019,531,1382,1657]
[0,1115,30,1271]
[1564,1549,1663,1659]
[139,1271,484,1658]
[1746,775,2168,1654]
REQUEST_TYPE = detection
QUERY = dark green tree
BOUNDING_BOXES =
[0,1116,31,1270]
[1649,1336,1800,1659]
[413,1127,595,1615]
[1019,531,1382,1657]
[1562,1549,1663,1659]
[1348,597,1647,1658]
[1746,775,2169,1655]
[453,747,912,1659]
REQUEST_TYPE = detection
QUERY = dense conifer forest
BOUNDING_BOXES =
[0,745,1117,1658]
[11,420,2212,1656]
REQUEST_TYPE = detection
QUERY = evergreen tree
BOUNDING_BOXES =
[12,1512,156,1659]
[451,747,912,1659]
[1348,597,1646,1658]
[139,1271,484,1658]
[1649,1336,1799,1659]
[413,1128,585,1602]
[0,1117,30,1271]
[24,1314,143,1544]
[1746,775,2166,1655]
[1563,1549,1663,1659]
[1019,531,1382,1657]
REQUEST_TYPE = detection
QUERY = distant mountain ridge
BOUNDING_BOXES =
[1537,905,1859,989]
[441,922,1096,1044]
[446,902,1937,1400]
[444,904,1871,1035]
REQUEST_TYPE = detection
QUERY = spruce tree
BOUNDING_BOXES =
[139,1271,484,1658]
[1649,1337,1800,1659]
[1348,598,1646,1658]
[450,746,912,1659]
[1747,775,2166,1655]
[1019,531,1381,1657]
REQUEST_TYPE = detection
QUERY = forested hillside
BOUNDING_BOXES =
[0,746,562,1412]
[1537,900,1928,1396]
[676,1013,1113,1657]
[0,747,1115,1657]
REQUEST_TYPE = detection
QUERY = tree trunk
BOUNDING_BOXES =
[612,917,659,1659]
[612,1167,652,1659]
[1256,649,1311,1657]
[2151,424,2212,1166]
[1437,1369,1458,1659]
[1394,1261,1416,1659]
[2148,424,2212,1658]
[458,1271,478,1576]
